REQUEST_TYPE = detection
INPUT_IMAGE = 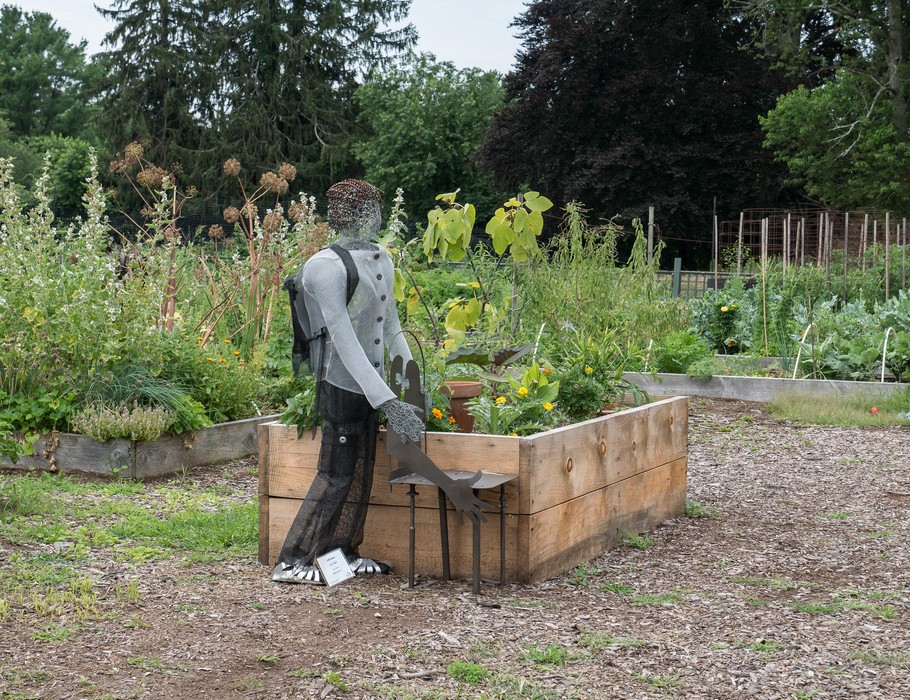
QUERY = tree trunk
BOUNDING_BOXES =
[887,0,908,139]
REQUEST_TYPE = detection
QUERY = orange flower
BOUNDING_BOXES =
[448,416,456,424]
[431,408,443,420]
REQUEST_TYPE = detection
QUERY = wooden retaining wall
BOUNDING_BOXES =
[1,415,279,478]
[260,397,687,583]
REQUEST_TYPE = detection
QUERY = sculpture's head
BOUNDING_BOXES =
[326,179,383,240]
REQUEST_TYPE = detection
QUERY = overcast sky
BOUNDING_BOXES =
[9,0,527,74]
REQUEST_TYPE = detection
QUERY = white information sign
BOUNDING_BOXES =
[315,548,355,587]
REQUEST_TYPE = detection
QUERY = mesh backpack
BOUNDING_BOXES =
[284,244,360,378]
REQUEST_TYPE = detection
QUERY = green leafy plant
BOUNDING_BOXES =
[652,330,713,374]
[446,660,489,684]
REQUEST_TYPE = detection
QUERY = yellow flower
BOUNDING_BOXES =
[196,336,204,341]
[233,350,240,356]
[219,358,227,363]
[495,396,507,405]
[584,366,593,375]
[720,306,729,312]
[223,339,231,343]
[448,416,456,424]
[206,357,215,362]
[431,408,443,420]
[543,402,554,411]
[517,387,529,397]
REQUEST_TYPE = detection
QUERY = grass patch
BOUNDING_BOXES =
[684,498,721,519]
[577,631,648,650]
[852,649,910,668]
[630,589,688,606]
[633,671,684,690]
[618,529,655,550]
[446,660,489,684]
[599,580,635,595]
[768,389,910,427]
[520,643,571,667]
[568,563,603,587]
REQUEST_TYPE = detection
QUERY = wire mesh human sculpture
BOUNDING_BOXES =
[272,179,485,585]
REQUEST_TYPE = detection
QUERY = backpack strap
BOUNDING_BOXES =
[328,243,360,304]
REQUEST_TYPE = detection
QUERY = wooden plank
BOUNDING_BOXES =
[258,423,271,565]
[519,457,687,583]
[133,415,275,479]
[53,434,133,477]
[265,423,521,510]
[267,497,519,581]
[519,397,687,513]
[267,457,686,584]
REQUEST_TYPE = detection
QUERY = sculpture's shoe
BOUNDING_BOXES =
[271,561,325,585]
[349,557,391,575]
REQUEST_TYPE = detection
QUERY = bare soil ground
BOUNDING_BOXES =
[2,397,910,699]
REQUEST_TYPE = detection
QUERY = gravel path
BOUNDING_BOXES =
[1,397,909,699]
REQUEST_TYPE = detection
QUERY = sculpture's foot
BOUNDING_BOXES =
[271,561,325,585]
[349,557,390,576]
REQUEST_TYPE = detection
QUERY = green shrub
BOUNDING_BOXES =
[652,331,712,373]
[686,356,719,381]
[71,403,174,442]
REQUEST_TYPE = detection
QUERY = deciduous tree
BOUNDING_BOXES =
[353,52,506,223]
[479,0,791,263]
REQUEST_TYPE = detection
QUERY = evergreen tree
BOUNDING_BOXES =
[479,0,791,263]
[92,0,415,200]
[93,0,214,191]
[0,4,95,138]
[215,0,415,199]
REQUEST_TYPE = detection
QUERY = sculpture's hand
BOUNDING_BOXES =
[446,473,489,525]
[380,398,424,444]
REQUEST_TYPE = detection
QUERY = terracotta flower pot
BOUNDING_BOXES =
[441,380,483,433]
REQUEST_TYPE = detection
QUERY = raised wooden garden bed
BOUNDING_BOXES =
[259,396,687,583]
[625,372,908,403]
[0,415,278,479]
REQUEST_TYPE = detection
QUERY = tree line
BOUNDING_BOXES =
[1,0,908,265]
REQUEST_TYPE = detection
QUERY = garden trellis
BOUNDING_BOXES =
[718,208,909,295]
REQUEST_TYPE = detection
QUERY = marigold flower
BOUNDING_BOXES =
[495,396,507,405]
[206,357,215,362]
[517,387,529,396]
[223,339,231,343]
[584,366,593,374]
[448,416,456,424]
[431,408,443,420]
[233,350,240,356]
[542,368,552,375]
[223,158,241,177]
[543,402,554,411]
[219,358,227,363]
